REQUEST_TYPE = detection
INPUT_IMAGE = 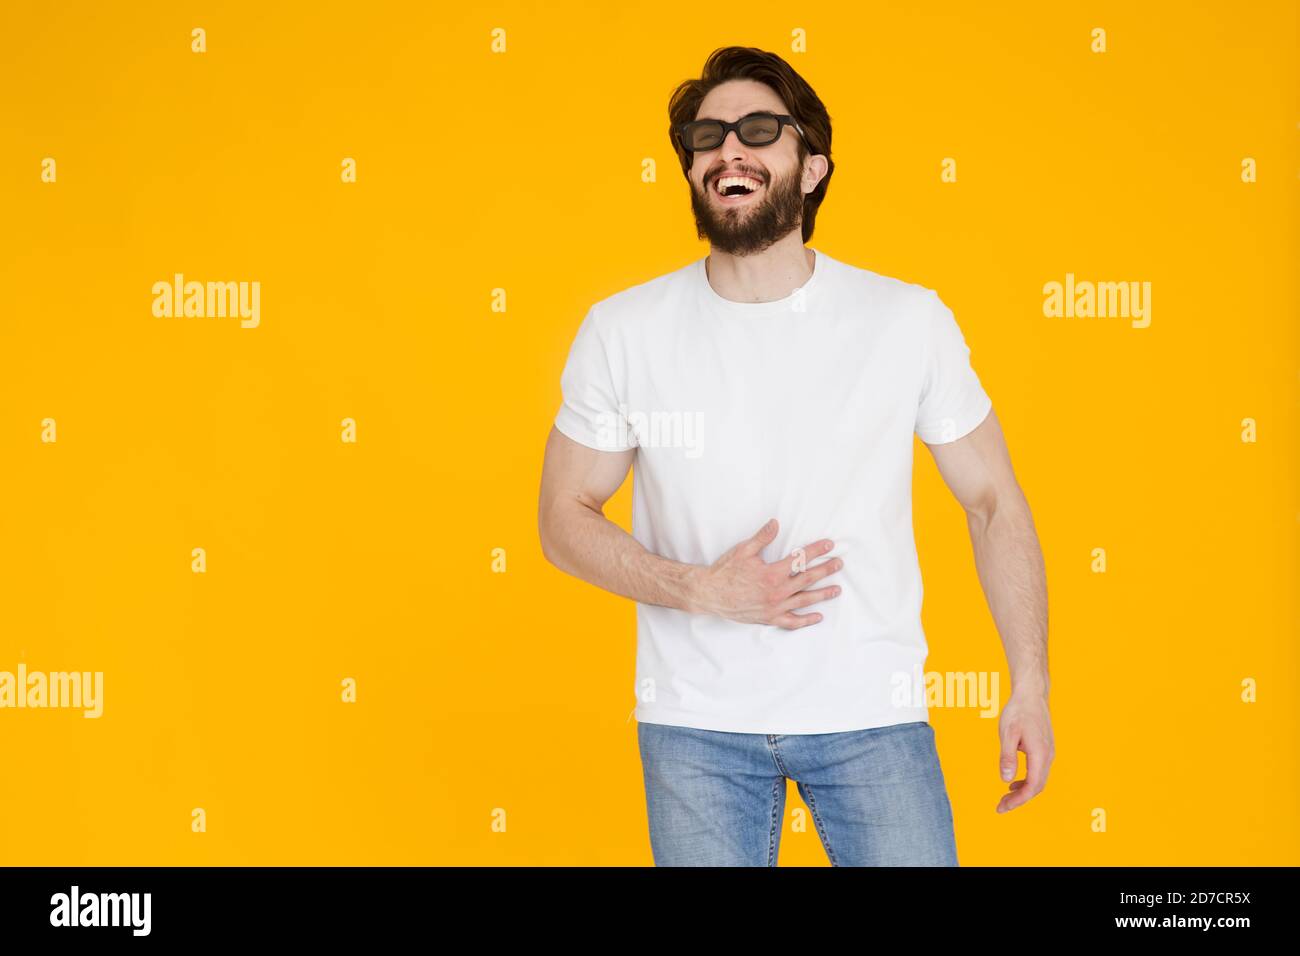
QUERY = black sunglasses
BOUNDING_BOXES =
[673,111,805,153]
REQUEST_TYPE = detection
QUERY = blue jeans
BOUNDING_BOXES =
[637,719,958,866]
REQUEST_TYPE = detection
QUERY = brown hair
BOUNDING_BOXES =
[667,46,834,243]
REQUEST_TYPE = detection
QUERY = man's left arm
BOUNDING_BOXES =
[925,408,1054,814]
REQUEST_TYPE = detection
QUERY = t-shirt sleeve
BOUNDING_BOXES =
[914,290,993,444]
[553,303,637,451]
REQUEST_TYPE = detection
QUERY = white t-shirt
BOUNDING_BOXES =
[553,246,993,734]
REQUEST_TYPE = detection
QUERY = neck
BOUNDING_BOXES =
[704,235,814,304]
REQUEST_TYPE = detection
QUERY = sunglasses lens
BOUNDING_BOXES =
[685,123,724,150]
[739,114,781,144]
[682,115,785,151]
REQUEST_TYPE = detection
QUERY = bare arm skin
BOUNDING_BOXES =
[538,426,843,629]
[924,408,1054,814]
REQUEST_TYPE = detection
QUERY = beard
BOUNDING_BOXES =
[689,164,806,256]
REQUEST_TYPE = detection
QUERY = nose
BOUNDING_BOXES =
[718,128,749,162]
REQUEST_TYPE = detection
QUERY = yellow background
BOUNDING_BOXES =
[1,1,1296,865]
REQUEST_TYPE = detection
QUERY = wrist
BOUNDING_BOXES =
[682,563,713,616]
[1010,677,1050,702]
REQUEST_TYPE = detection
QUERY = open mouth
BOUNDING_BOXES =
[713,174,763,201]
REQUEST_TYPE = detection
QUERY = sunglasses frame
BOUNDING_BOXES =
[672,111,805,155]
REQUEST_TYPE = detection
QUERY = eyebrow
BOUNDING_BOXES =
[693,109,773,122]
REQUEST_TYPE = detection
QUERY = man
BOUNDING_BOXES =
[537,46,1052,866]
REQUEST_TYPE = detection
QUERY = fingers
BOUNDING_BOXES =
[774,609,824,629]
[742,517,780,557]
[787,555,844,592]
[996,732,1052,813]
[779,585,841,614]
[735,522,843,630]
[1021,739,1050,799]
[778,538,835,575]
[769,538,842,628]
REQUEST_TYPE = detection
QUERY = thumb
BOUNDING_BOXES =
[1000,731,1020,782]
[746,517,780,554]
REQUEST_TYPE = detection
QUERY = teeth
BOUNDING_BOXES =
[716,175,762,195]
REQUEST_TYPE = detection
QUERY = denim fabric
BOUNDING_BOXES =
[637,719,958,866]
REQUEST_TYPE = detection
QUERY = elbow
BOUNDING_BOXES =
[537,500,566,569]
[538,509,557,566]
[539,489,603,571]
[965,495,997,533]
[967,482,1027,534]
[539,533,560,569]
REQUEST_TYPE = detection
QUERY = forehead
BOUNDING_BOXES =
[694,79,787,121]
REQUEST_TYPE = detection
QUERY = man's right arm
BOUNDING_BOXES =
[537,425,705,612]
[537,426,843,628]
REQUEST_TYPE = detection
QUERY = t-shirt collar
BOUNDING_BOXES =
[697,247,825,317]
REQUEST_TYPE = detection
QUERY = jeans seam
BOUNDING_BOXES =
[764,736,790,867]
[766,735,791,777]
[801,783,839,866]
[767,778,783,866]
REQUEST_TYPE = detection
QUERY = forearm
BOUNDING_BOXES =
[541,501,703,613]
[967,488,1049,698]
